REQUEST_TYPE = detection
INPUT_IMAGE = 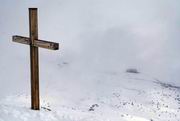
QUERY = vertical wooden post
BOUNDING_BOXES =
[29,8,40,110]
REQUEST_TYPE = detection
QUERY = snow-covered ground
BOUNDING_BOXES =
[0,70,180,121]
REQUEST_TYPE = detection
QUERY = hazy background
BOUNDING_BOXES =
[0,0,180,98]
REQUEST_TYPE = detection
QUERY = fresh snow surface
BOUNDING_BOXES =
[0,72,180,121]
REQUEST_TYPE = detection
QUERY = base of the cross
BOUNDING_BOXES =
[31,107,40,110]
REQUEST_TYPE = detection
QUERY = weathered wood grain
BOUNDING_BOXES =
[12,36,30,45]
[13,35,59,50]
[29,8,40,110]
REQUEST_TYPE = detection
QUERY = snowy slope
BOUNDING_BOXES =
[0,71,180,121]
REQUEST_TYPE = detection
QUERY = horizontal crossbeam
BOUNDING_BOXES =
[12,35,59,50]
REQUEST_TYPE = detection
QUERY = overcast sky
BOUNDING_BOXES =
[1,0,180,97]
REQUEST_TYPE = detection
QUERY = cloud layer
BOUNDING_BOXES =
[0,0,180,97]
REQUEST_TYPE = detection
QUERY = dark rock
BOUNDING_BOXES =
[89,104,99,111]
[126,68,139,74]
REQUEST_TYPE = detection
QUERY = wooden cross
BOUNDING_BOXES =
[12,8,59,110]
